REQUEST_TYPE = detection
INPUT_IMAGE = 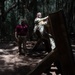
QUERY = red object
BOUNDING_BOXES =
[15,24,28,36]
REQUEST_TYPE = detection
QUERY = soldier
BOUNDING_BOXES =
[33,12,55,52]
[34,12,48,34]
[15,19,28,55]
[33,12,53,75]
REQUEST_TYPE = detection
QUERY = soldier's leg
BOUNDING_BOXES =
[32,39,42,51]
[18,40,22,54]
[44,31,56,50]
[32,30,42,51]
[23,36,27,53]
[42,38,51,53]
[18,37,24,55]
[42,37,52,75]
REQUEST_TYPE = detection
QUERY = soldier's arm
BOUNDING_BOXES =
[34,16,48,24]
[39,16,48,22]
[15,31,19,42]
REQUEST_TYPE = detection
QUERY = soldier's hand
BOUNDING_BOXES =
[47,16,49,18]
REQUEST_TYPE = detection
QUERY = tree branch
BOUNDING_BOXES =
[4,2,18,17]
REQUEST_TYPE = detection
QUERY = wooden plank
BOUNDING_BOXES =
[27,50,58,75]
[49,10,75,75]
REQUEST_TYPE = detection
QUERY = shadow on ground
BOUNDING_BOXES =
[0,42,46,75]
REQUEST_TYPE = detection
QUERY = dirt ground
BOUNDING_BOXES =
[0,41,61,75]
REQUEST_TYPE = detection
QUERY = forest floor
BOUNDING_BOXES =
[0,41,67,75]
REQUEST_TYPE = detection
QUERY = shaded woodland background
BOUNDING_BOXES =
[0,0,75,43]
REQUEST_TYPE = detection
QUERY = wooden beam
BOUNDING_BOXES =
[27,50,58,75]
[49,10,75,75]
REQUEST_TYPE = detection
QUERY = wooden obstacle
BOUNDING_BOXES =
[26,10,75,75]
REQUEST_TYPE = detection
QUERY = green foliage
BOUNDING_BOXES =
[0,0,75,42]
